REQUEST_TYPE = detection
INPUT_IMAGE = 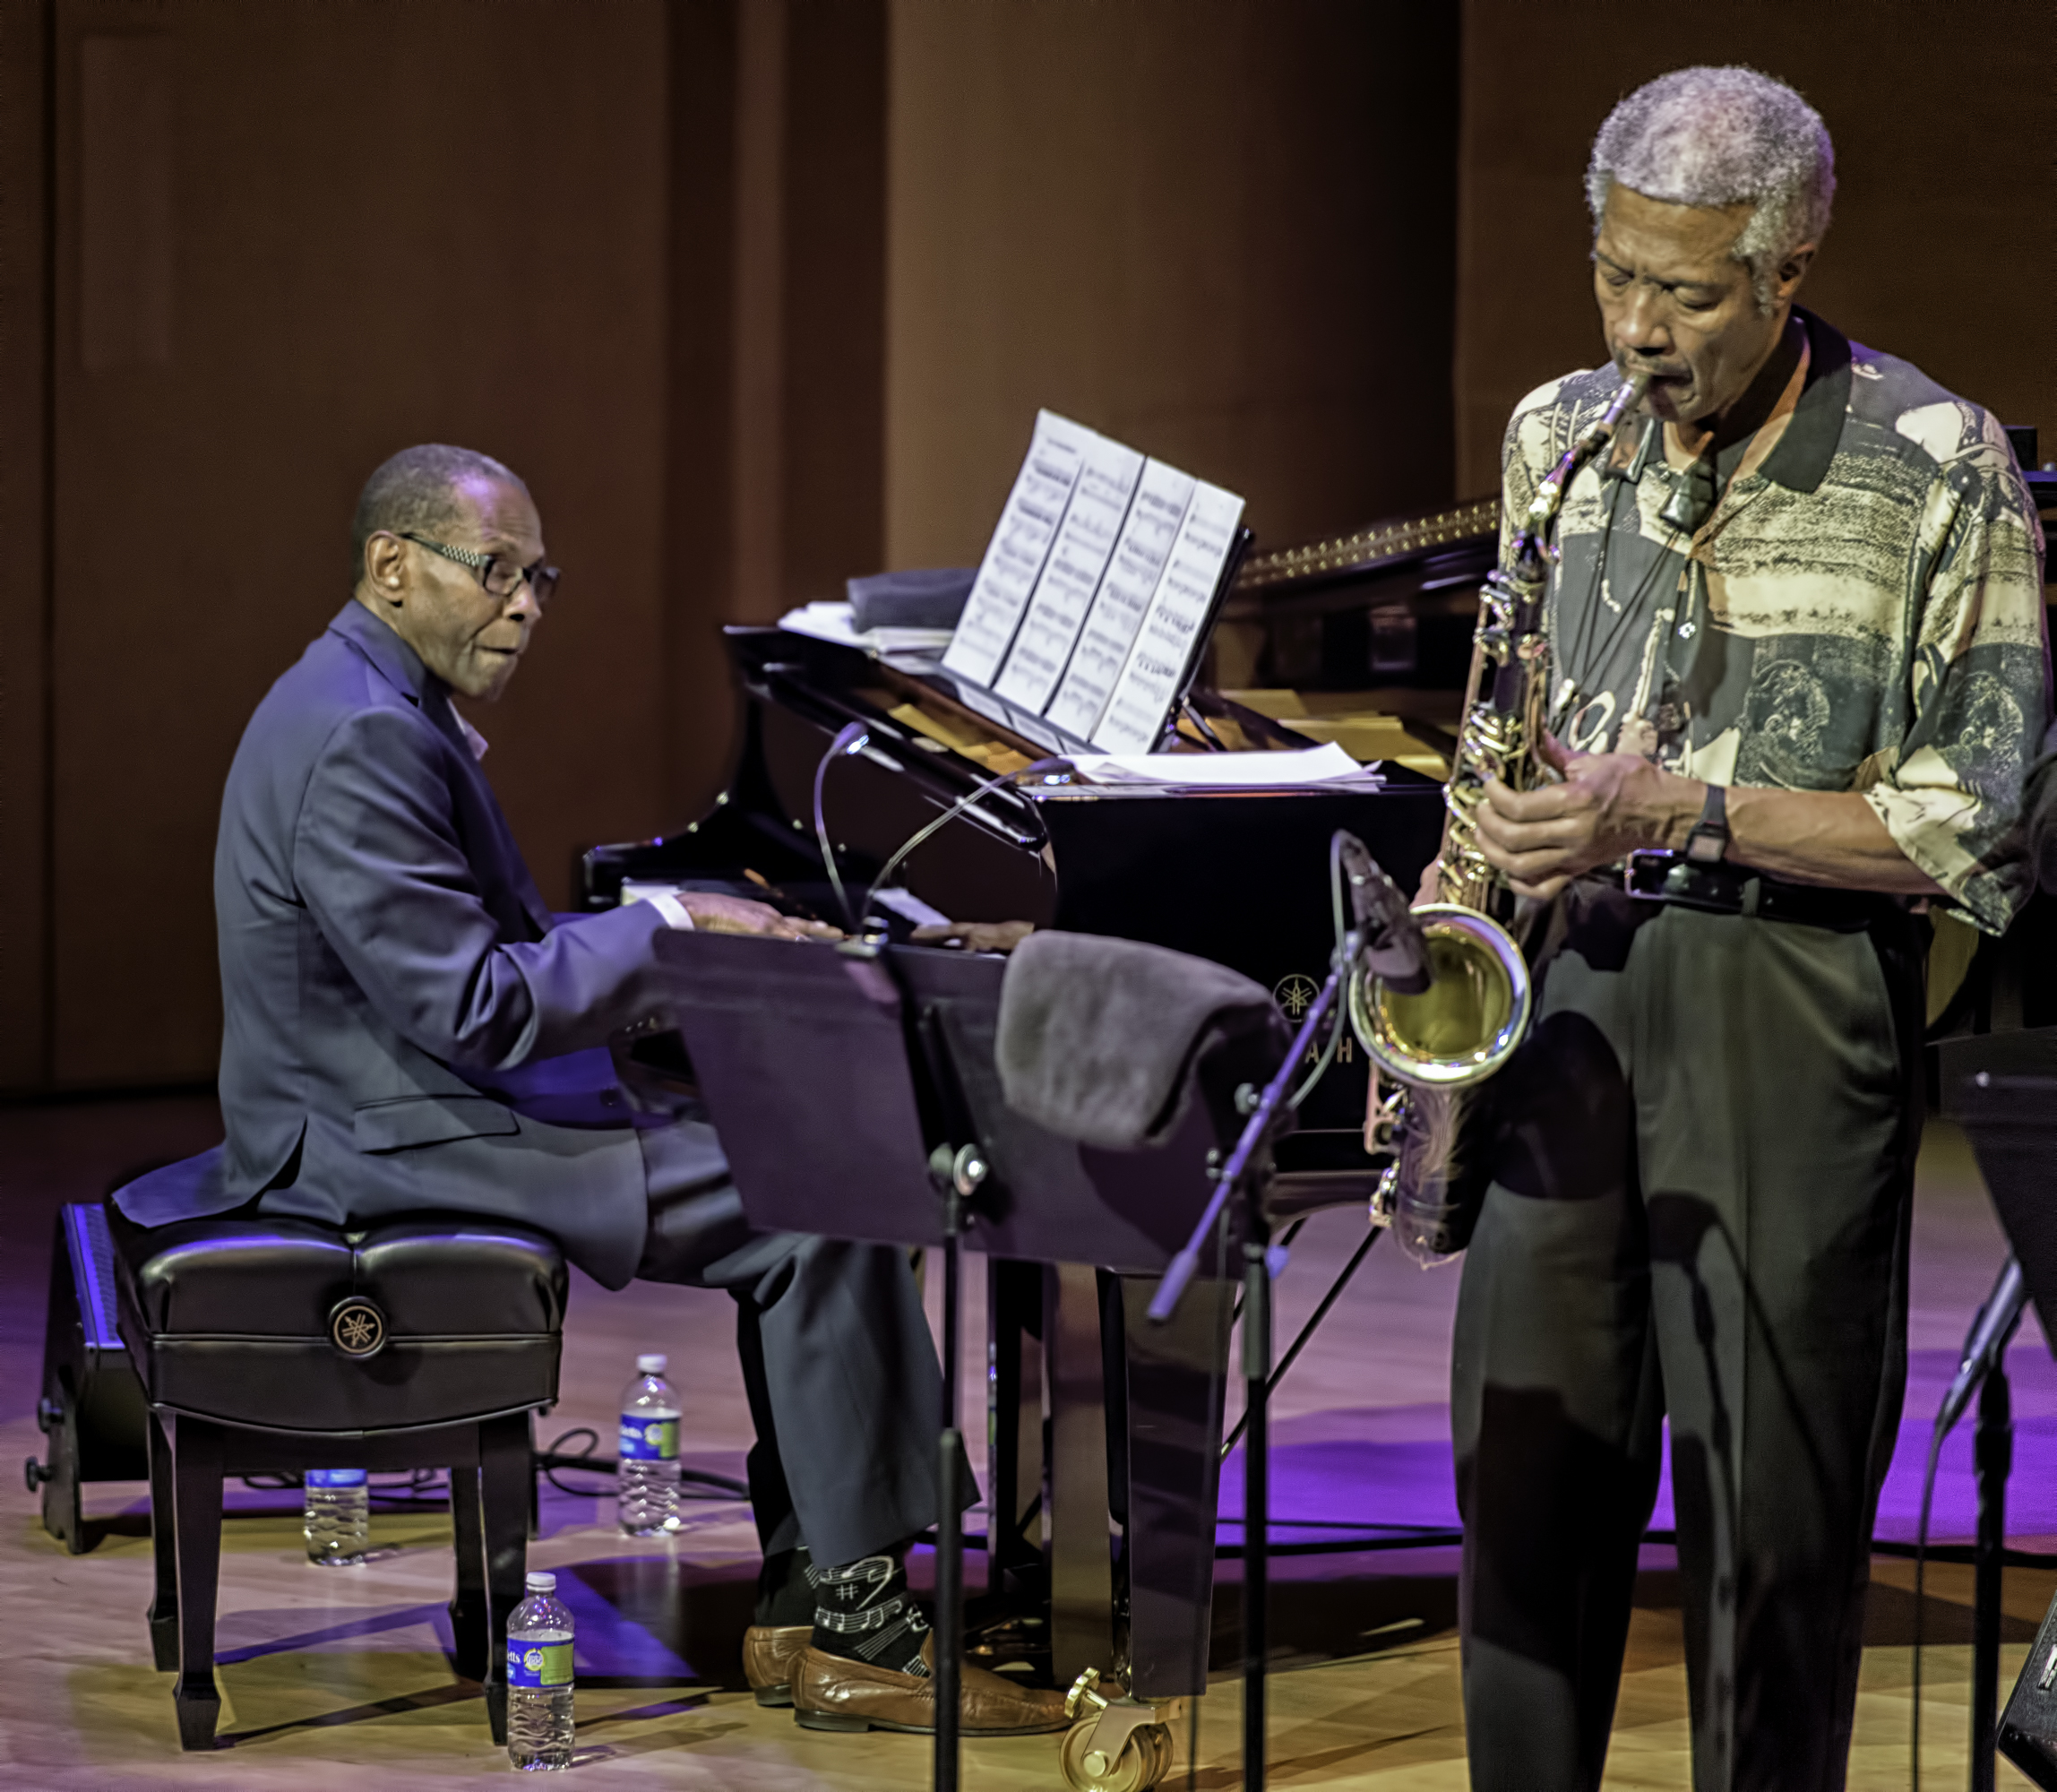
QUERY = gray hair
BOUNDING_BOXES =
[350,444,526,586]
[1587,66,1834,307]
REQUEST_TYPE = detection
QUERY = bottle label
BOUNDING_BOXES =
[506,1639,574,1688]
[619,1415,678,1461]
[305,1469,368,1488]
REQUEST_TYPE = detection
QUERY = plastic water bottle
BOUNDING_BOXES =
[506,1570,575,1770]
[617,1353,681,1536]
[303,1468,369,1564]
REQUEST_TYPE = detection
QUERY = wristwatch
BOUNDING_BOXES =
[1683,782,1730,866]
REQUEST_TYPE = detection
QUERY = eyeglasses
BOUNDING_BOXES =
[399,531,561,607]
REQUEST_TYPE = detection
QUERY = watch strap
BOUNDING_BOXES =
[1684,782,1730,866]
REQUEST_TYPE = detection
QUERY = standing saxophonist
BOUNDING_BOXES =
[1445,68,2047,1791]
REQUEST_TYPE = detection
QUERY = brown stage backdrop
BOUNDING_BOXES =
[0,0,2044,1091]
[1454,0,2056,496]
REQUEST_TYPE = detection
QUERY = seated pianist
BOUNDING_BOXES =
[112,443,1067,1739]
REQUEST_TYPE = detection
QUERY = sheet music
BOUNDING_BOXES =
[991,435,1143,712]
[1044,458,1194,741]
[941,410,1095,687]
[1069,742,1365,787]
[1089,480,1246,753]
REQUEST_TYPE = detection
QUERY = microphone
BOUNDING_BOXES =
[1337,833,1431,995]
[1936,1256,2028,1441]
[1658,454,1717,534]
[813,722,874,930]
[826,719,870,759]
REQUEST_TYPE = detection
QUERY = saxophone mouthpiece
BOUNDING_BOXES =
[1605,370,1652,425]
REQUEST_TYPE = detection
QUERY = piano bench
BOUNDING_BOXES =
[102,1195,567,1753]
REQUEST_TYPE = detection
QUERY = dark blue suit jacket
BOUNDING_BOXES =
[115,600,710,1287]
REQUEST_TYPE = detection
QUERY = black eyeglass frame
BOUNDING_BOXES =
[397,530,560,606]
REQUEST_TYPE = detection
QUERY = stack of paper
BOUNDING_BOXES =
[777,601,955,658]
[1065,742,1371,788]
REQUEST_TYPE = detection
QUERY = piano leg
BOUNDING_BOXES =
[986,1258,1046,1597]
[1108,1272,1234,1702]
[1046,1263,1116,1687]
[1046,1271,1230,1792]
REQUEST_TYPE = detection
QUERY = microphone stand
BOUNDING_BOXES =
[1956,1260,2027,1792]
[1917,1256,2027,1792]
[905,992,991,1792]
[1974,1360,2011,1792]
[1149,935,1359,1792]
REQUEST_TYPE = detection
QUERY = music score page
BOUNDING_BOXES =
[941,409,1091,687]
[1089,481,1246,753]
[1044,458,1196,741]
[993,434,1144,713]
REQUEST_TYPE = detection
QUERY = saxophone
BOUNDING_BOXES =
[1348,371,1649,1258]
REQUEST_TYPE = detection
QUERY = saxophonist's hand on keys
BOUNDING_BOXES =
[1474,731,1701,900]
[679,892,843,942]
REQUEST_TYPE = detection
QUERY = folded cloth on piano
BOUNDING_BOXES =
[846,565,976,633]
[995,931,1289,1150]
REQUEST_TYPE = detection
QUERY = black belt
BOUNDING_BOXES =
[1620,850,1896,932]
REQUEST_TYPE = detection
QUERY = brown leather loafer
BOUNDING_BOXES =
[743,1624,812,1708]
[792,1634,1068,1736]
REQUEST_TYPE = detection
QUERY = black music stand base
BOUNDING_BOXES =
[934,1186,967,1791]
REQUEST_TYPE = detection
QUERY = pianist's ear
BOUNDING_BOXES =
[362,530,409,607]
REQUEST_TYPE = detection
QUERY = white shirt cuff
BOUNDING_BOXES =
[646,892,694,931]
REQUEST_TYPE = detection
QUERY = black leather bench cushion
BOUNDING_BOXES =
[114,1212,566,1336]
[108,1206,567,1433]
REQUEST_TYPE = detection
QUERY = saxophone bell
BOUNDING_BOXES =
[1349,904,1531,1088]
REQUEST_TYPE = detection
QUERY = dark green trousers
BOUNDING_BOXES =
[1451,883,1926,1792]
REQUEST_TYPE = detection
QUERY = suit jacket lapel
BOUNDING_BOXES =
[427,692,555,937]
[328,603,555,938]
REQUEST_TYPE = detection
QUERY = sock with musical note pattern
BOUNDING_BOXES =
[808,1548,931,1677]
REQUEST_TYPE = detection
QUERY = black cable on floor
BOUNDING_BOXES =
[538,1426,749,1501]
[1221,1225,1380,1460]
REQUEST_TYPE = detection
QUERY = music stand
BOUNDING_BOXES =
[890,943,1244,1785]
[653,927,972,1787]
[658,929,1243,1788]
[888,944,1224,1271]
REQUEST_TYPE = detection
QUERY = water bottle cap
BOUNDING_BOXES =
[525,1571,556,1591]
[635,1353,667,1374]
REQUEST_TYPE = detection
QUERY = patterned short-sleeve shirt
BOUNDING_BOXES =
[1504,308,2049,934]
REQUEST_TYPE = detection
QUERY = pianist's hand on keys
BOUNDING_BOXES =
[680,892,842,943]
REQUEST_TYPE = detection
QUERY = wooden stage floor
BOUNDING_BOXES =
[1,1091,2048,1788]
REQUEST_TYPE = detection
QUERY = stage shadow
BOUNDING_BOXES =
[218,1674,481,1747]
[213,1600,454,1666]
[1863,1575,2037,1647]
[564,1555,758,1689]
[1207,1551,1462,1671]
[1183,1728,1443,1788]
[76,1510,152,1550]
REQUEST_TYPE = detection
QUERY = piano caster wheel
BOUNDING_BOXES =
[1061,1668,1175,1792]
[1060,1717,1173,1791]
